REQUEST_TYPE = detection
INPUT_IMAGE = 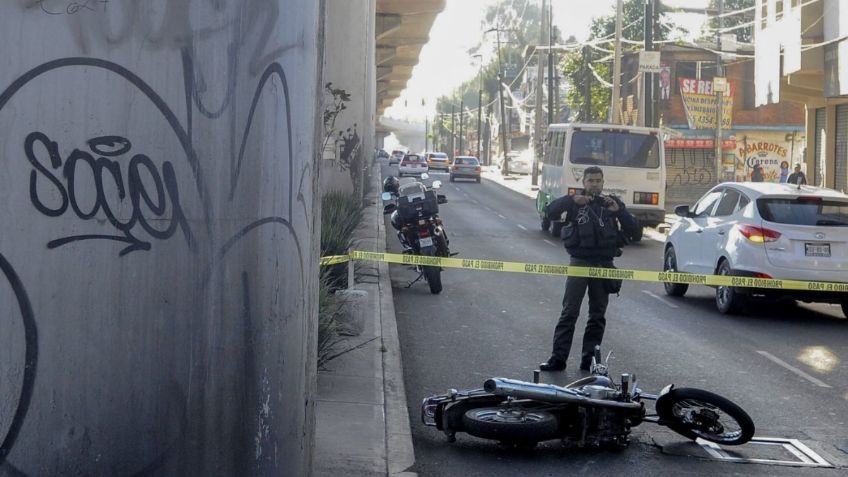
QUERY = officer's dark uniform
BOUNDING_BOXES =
[542,192,638,370]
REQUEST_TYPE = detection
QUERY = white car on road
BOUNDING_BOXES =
[664,182,848,316]
[398,153,429,177]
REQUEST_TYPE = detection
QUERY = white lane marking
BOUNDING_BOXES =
[756,350,832,388]
[497,214,506,219]
[640,290,679,308]
[517,224,527,230]
[543,239,557,247]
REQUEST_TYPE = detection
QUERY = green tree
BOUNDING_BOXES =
[561,0,683,122]
[434,0,565,146]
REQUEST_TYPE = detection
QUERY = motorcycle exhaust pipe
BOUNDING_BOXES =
[484,378,641,411]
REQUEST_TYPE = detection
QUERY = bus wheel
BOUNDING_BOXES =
[541,217,550,232]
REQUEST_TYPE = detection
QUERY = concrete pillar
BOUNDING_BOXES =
[321,0,377,198]
[0,2,320,475]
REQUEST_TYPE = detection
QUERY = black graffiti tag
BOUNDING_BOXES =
[25,132,194,255]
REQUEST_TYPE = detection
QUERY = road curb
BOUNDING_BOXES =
[375,173,417,476]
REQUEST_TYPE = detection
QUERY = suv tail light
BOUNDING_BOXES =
[736,224,781,243]
[475,166,481,172]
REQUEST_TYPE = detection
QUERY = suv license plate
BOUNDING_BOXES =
[805,243,830,257]
[419,236,434,247]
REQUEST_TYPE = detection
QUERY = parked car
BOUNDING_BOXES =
[390,149,405,165]
[398,153,429,177]
[506,149,534,174]
[449,156,481,183]
[425,151,450,171]
[664,182,848,316]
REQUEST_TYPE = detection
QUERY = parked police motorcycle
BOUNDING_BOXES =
[421,346,754,449]
[382,174,450,294]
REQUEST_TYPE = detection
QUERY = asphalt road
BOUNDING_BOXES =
[380,161,848,476]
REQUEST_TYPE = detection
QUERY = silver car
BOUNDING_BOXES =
[664,182,848,316]
[449,156,481,183]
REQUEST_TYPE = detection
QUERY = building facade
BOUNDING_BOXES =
[755,0,848,192]
[621,45,807,208]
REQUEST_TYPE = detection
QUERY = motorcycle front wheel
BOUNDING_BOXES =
[423,266,442,294]
[462,407,558,444]
[656,388,754,445]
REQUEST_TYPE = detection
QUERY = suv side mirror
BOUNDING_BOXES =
[437,194,448,204]
[383,203,397,215]
[674,204,692,218]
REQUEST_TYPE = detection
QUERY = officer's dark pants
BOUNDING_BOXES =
[551,258,613,364]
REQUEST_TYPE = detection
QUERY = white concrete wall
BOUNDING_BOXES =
[321,0,376,196]
[0,1,320,475]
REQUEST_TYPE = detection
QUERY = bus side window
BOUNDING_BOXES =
[543,132,554,164]
[555,131,565,166]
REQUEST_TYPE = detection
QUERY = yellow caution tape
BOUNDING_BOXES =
[319,255,350,266]
[339,250,848,293]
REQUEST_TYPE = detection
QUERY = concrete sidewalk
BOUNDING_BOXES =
[313,170,415,477]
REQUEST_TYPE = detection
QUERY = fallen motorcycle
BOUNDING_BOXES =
[382,174,451,294]
[421,346,754,449]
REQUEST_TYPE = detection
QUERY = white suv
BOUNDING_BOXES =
[664,182,848,316]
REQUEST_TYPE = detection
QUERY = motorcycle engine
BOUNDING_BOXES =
[580,385,619,400]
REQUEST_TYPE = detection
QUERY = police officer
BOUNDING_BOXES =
[539,166,638,372]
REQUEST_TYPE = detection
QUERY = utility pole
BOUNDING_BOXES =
[473,54,483,161]
[610,0,623,124]
[532,0,548,186]
[547,2,554,125]
[582,45,592,121]
[450,104,455,158]
[459,97,465,154]
[488,27,510,174]
[714,0,725,184]
[643,0,655,127]
[424,116,429,152]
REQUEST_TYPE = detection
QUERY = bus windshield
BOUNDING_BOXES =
[569,131,659,168]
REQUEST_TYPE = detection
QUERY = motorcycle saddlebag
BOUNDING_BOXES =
[397,189,439,222]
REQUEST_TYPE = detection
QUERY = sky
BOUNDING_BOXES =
[383,0,712,121]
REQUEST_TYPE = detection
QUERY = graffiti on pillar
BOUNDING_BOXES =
[0,4,313,472]
[24,132,193,255]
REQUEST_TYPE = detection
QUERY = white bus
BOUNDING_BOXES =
[536,123,666,242]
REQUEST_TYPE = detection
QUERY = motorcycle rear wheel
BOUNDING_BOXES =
[656,388,754,446]
[462,407,558,444]
[423,266,442,294]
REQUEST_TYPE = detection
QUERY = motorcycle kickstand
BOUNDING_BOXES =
[405,271,425,288]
